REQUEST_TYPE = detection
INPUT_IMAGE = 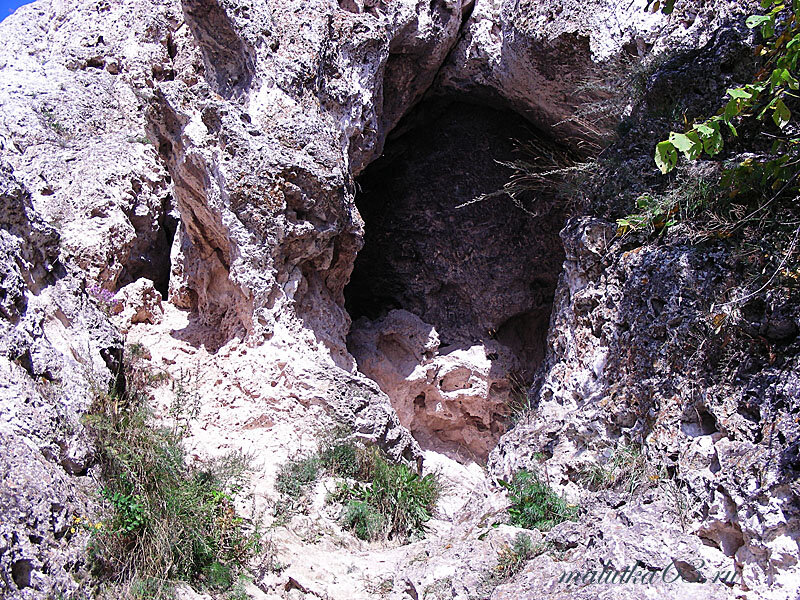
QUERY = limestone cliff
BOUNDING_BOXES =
[1,0,797,599]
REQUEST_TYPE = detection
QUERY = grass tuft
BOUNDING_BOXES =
[501,470,578,531]
[495,533,536,580]
[275,456,320,499]
[275,433,441,543]
[577,444,650,494]
[84,345,261,598]
[341,501,386,541]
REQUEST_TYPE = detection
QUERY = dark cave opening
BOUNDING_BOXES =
[345,99,565,370]
[117,196,179,299]
[344,99,567,457]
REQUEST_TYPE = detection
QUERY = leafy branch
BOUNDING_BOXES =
[653,0,800,187]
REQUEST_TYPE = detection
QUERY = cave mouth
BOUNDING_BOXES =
[116,197,179,299]
[344,98,567,459]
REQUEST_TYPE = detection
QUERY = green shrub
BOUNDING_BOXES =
[203,561,233,591]
[275,433,441,542]
[501,470,578,531]
[652,0,800,181]
[616,174,719,237]
[275,456,320,498]
[495,533,535,580]
[577,444,649,494]
[332,447,440,541]
[85,345,261,598]
[341,501,386,541]
[371,453,440,539]
[100,489,147,534]
[319,438,361,479]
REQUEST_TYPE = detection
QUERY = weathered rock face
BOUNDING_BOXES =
[489,216,800,597]
[112,277,165,331]
[434,0,751,143]
[488,492,740,600]
[143,0,482,348]
[349,309,520,459]
[1,0,793,598]
[0,160,122,599]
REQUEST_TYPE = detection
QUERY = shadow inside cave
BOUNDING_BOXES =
[344,97,568,459]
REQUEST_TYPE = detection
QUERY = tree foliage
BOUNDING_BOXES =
[654,0,800,191]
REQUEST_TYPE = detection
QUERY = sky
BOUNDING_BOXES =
[1,0,32,21]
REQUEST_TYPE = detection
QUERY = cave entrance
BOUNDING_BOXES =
[117,195,179,299]
[345,99,567,460]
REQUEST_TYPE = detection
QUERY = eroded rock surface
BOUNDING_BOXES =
[112,277,165,331]
[0,0,795,598]
[350,309,519,459]
[435,0,750,142]
[490,216,800,598]
[0,159,121,598]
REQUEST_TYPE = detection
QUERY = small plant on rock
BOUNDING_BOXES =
[87,282,121,316]
[340,500,386,541]
[332,446,440,542]
[84,344,261,598]
[578,444,650,495]
[616,174,720,237]
[495,533,536,580]
[275,455,320,500]
[318,431,362,478]
[500,470,578,531]
[39,107,68,136]
[275,431,441,542]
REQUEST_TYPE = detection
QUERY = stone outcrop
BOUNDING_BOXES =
[112,277,165,331]
[0,160,122,598]
[350,309,519,459]
[434,0,750,143]
[0,0,795,598]
[489,216,800,597]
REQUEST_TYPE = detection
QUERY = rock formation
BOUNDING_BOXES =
[349,309,520,459]
[1,0,797,598]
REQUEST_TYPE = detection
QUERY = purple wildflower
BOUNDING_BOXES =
[88,282,121,312]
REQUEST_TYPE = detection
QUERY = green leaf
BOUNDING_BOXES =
[700,122,723,156]
[704,132,724,156]
[636,194,655,209]
[655,141,678,174]
[669,131,702,160]
[727,88,753,99]
[724,99,742,122]
[773,98,791,128]
[646,0,675,13]
[746,14,772,28]
[669,132,693,152]
[770,68,787,88]
[685,130,704,158]
[782,69,799,89]
[696,123,716,137]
